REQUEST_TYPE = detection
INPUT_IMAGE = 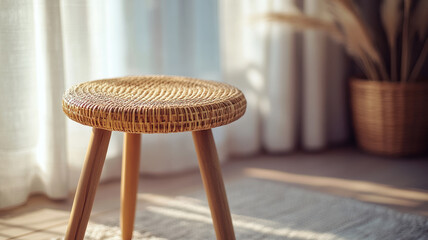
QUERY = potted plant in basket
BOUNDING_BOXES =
[258,0,428,156]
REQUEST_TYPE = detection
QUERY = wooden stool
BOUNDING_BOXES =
[62,76,247,240]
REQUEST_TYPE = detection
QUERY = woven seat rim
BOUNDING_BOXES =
[62,75,247,133]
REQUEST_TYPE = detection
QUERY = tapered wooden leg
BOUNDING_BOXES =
[65,128,112,240]
[192,129,235,240]
[120,133,141,240]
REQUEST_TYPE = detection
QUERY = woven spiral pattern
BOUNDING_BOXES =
[63,76,247,133]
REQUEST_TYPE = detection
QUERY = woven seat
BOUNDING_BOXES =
[63,75,247,133]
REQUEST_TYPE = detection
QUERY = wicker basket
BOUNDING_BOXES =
[350,78,428,156]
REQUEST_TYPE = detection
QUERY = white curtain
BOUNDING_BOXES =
[220,0,349,154]
[0,0,349,209]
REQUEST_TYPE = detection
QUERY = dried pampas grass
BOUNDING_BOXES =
[327,2,378,63]
[255,0,428,82]
[381,0,402,82]
[327,1,386,80]
[412,0,428,40]
[381,0,402,47]
[408,0,428,81]
[328,0,390,81]
[401,0,412,82]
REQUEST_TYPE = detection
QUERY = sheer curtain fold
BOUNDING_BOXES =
[0,0,69,208]
[219,0,349,153]
[301,0,328,150]
[0,0,39,208]
[264,0,300,152]
[34,0,68,198]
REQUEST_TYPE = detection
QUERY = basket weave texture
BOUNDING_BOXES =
[63,76,247,133]
[350,79,428,156]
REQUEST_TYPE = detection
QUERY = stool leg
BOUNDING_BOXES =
[192,129,235,240]
[120,133,141,240]
[65,128,111,240]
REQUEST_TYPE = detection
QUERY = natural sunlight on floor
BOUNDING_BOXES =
[1,148,427,239]
[244,168,428,207]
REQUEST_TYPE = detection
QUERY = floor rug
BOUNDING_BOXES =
[82,178,428,239]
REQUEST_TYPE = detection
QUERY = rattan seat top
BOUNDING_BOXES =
[62,76,247,133]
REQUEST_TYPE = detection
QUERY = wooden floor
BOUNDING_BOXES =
[1,147,427,239]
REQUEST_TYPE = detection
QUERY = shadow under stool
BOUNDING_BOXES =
[62,75,247,240]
